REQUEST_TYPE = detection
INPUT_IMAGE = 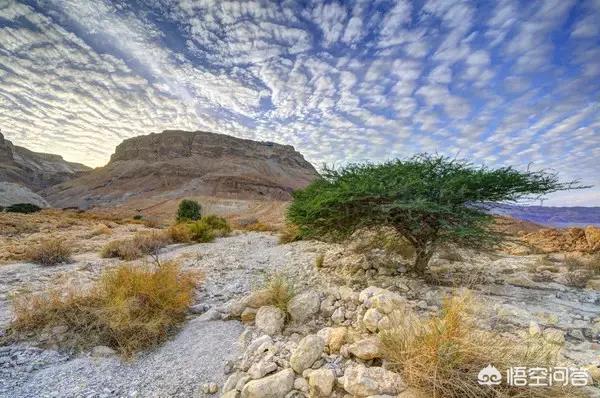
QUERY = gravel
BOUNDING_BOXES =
[0,232,325,398]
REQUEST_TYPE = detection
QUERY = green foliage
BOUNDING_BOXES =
[176,199,201,222]
[133,214,143,220]
[187,215,231,243]
[287,154,582,274]
[5,203,42,214]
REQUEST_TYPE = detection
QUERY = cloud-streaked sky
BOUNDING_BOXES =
[0,0,599,205]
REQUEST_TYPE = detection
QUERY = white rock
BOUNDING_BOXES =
[255,306,286,336]
[359,286,386,303]
[309,368,335,397]
[288,291,321,322]
[290,335,325,374]
[343,365,405,396]
[223,372,246,392]
[221,391,240,398]
[294,377,309,392]
[347,337,381,360]
[241,369,295,398]
[331,307,345,324]
[248,360,278,379]
[91,345,116,357]
[363,308,383,333]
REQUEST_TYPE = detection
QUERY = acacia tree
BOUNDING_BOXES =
[287,154,583,274]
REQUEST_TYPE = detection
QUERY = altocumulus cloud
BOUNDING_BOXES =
[0,0,598,205]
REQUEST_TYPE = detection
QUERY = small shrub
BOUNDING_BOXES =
[187,216,231,243]
[176,199,201,223]
[279,224,301,244]
[261,273,295,313]
[10,261,199,356]
[565,253,600,275]
[315,254,325,268]
[5,203,42,214]
[564,270,591,288]
[26,239,73,266]
[168,224,192,243]
[133,214,143,220]
[87,224,112,238]
[379,292,571,398]
[101,231,171,260]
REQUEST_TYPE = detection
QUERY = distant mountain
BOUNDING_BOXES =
[0,132,90,206]
[490,204,600,228]
[44,130,319,209]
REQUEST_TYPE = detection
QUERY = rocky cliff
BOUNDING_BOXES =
[44,130,319,208]
[0,132,90,206]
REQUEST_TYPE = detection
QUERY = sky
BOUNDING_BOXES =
[0,0,599,206]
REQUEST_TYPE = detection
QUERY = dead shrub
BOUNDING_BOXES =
[167,224,192,243]
[10,261,200,356]
[87,224,112,238]
[564,270,592,288]
[379,292,576,398]
[26,238,73,266]
[278,224,301,244]
[101,231,171,260]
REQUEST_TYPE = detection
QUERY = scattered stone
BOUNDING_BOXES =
[343,365,406,396]
[255,306,286,336]
[294,377,309,393]
[287,291,320,322]
[308,368,335,397]
[347,337,381,360]
[201,382,218,394]
[290,335,325,374]
[240,369,295,398]
[363,308,383,333]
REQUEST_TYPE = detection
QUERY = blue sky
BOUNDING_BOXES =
[0,0,599,205]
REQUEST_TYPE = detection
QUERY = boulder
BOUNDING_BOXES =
[308,368,335,397]
[343,365,406,396]
[363,308,383,333]
[288,291,321,322]
[290,335,325,373]
[255,306,286,336]
[241,369,295,398]
[347,337,381,360]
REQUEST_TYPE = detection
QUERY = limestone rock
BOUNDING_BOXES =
[288,291,320,322]
[241,369,295,398]
[363,308,383,333]
[290,335,325,374]
[255,306,286,336]
[308,368,335,397]
[347,337,381,360]
[343,365,405,396]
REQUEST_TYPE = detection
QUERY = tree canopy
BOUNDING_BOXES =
[287,154,583,273]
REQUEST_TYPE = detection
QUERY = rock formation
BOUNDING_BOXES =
[0,132,90,206]
[44,130,319,208]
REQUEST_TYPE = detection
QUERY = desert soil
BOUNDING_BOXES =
[0,232,598,397]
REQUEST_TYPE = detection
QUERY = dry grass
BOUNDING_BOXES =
[315,253,325,268]
[261,273,295,313]
[242,221,275,232]
[25,238,73,266]
[565,254,600,275]
[564,270,592,288]
[379,292,579,398]
[10,261,200,356]
[167,223,193,243]
[101,231,171,260]
[278,224,301,244]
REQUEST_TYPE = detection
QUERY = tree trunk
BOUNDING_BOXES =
[412,244,434,275]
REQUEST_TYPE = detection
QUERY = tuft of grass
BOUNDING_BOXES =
[315,254,325,268]
[278,224,301,244]
[565,253,600,275]
[26,239,73,266]
[87,224,112,238]
[379,292,577,398]
[261,273,295,313]
[101,231,171,260]
[10,261,200,356]
[243,221,274,232]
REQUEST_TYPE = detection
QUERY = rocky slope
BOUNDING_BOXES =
[44,130,319,209]
[0,132,89,206]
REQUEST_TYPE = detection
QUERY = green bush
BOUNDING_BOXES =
[133,214,143,220]
[287,154,582,274]
[6,203,42,214]
[187,215,231,243]
[176,199,201,223]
